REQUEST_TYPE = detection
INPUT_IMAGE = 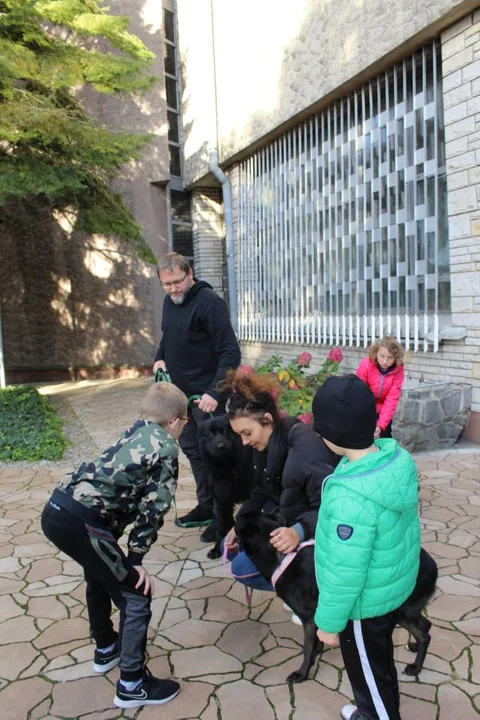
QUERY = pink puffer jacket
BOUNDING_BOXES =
[356,358,405,430]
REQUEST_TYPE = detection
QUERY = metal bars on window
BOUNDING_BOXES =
[236,42,448,351]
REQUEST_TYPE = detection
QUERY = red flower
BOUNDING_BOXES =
[298,412,313,424]
[328,348,343,363]
[297,351,312,367]
[238,364,254,375]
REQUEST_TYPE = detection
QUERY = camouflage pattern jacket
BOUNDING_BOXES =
[57,420,178,564]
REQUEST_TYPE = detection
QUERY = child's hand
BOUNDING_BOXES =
[134,566,155,596]
[153,359,167,374]
[270,526,299,554]
[374,426,381,439]
[316,629,339,646]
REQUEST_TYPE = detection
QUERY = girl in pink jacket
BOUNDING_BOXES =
[356,337,405,439]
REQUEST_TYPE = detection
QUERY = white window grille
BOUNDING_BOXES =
[236,42,448,352]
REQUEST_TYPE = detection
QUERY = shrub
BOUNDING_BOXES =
[247,348,343,423]
[0,385,68,461]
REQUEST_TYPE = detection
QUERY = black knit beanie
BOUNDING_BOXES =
[312,374,377,449]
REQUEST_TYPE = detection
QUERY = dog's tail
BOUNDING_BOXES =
[399,547,438,618]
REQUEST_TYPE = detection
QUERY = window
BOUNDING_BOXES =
[236,42,448,352]
[163,1,181,178]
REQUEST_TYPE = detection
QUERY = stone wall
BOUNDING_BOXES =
[393,383,472,451]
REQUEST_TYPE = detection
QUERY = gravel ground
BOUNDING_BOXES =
[0,392,100,470]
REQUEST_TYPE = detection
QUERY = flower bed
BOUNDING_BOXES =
[240,348,343,423]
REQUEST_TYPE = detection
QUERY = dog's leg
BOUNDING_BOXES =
[287,619,324,684]
[207,496,235,560]
[207,497,223,559]
[400,615,432,676]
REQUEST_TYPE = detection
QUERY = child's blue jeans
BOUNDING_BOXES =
[220,538,274,592]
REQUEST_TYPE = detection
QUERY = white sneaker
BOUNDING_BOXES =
[282,602,291,611]
[291,613,302,626]
[340,705,359,720]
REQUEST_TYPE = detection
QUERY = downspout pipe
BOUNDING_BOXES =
[209,149,238,334]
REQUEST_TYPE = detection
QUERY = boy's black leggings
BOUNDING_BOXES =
[41,500,151,683]
[340,611,401,719]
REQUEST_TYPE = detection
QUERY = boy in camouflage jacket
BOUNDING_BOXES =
[41,382,188,710]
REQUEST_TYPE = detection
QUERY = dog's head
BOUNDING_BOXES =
[198,414,240,461]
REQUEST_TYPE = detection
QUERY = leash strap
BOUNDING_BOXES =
[186,393,214,418]
[223,543,255,607]
[154,369,172,383]
[271,539,315,590]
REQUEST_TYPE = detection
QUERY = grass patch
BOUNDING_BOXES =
[0,385,68,461]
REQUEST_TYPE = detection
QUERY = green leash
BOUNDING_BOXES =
[154,369,172,383]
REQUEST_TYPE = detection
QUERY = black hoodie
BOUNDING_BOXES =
[154,280,241,400]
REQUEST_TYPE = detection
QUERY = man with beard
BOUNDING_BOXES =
[152,252,241,542]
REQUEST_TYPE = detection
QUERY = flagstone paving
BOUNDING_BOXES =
[0,378,479,718]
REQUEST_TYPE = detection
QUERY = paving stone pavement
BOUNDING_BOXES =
[0,377,479,719]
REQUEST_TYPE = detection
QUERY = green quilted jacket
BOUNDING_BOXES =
[314,438,420,633]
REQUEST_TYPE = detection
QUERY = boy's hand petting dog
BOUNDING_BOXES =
[134,566,155,596]
[316,629,339,646]
[270,526,300,554]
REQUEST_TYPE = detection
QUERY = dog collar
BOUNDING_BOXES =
[271,539,315,590]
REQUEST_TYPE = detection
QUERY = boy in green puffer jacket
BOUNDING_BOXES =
[312,374,420,720]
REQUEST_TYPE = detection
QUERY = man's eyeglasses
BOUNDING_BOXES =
[161,272,188,289]
[179,416,189,423]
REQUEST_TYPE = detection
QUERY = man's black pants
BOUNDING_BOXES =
[339,611,401,719]
[41,501,151,682]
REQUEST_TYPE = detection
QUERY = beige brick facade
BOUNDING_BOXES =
[192,189,225,297]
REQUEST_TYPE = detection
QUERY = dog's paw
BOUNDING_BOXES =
[207,547,221,560]
[287,671,307,684]
[403,663,421,676]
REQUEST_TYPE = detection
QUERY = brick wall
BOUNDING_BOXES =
[192,189,225,297]
[442,9,480,440]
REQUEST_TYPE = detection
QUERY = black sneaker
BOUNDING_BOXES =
[114,667,180,709]
[175,504,214,528]
[200,521,218,543]
[93,641,120,674]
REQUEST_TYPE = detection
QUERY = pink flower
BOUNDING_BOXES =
[270,386,280,401]
[292,383,300,390]
[238,364,254,375]
[297,351,312,367]
[298,412,313,424]
[279,409,288,418]
[328,348,343,363]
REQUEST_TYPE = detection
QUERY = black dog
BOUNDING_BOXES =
[198,414,254,560]
[235,511,437,684]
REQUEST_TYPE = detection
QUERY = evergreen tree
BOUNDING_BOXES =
[0,0,158,261]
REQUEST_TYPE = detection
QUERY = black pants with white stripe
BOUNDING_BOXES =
[340,611,401,720]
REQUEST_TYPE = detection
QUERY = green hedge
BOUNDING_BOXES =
[0,385,68,461]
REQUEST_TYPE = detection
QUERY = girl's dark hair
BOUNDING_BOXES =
[223,370,282,427]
